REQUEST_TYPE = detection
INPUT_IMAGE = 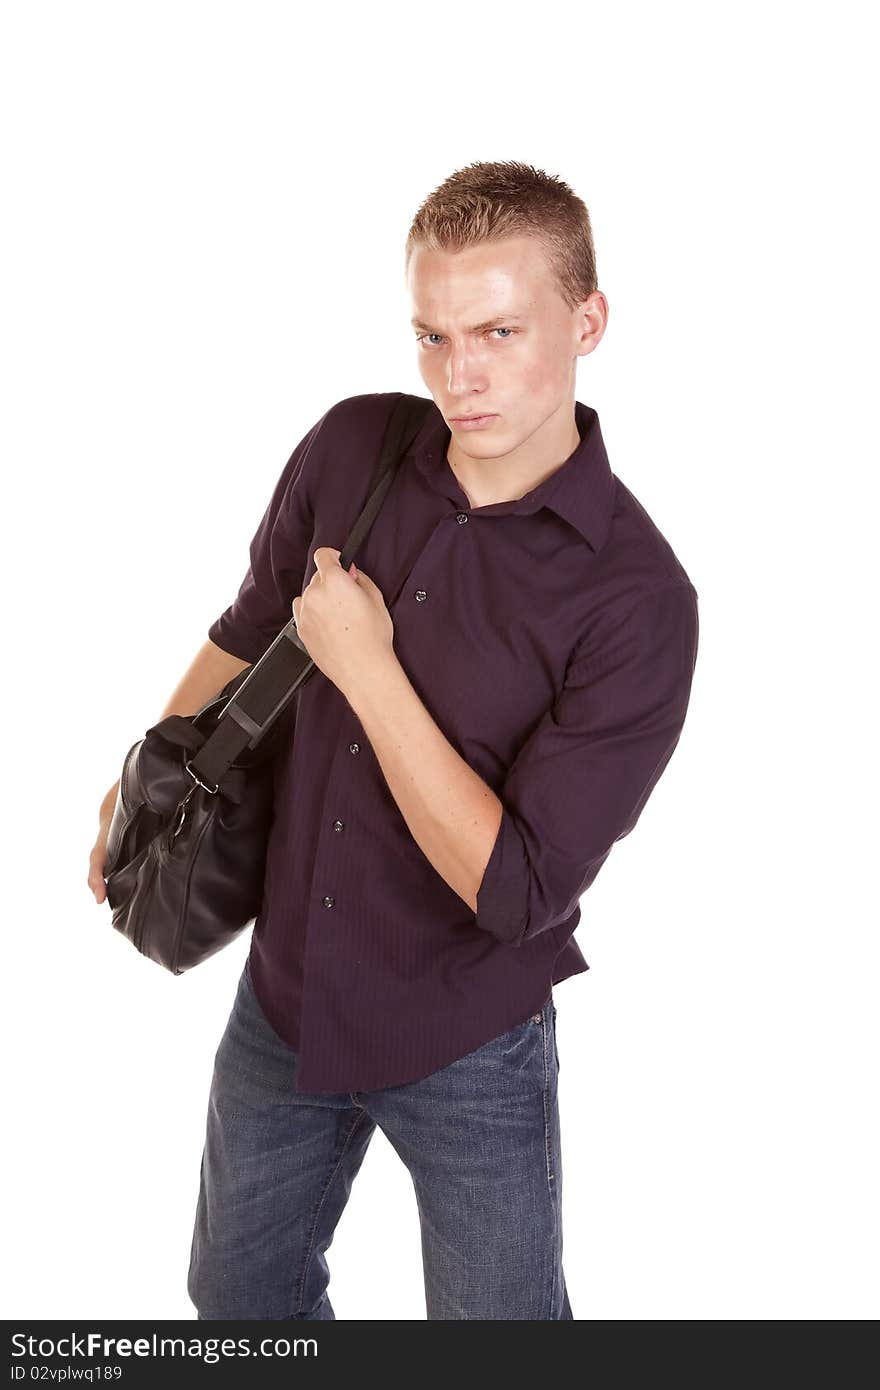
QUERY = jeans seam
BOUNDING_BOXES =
[294,1109,369,1317]
[540,1005,558,1320]
[540,1009,554,1190]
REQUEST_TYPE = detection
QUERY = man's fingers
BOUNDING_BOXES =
[88,845,108,903]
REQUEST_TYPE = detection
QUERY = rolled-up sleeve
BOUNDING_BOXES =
[475,580,700,947]
[207,406,332,664]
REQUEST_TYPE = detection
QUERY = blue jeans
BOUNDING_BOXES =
[187,956,572,1320]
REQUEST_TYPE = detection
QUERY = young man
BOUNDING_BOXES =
[90,161,699,1320]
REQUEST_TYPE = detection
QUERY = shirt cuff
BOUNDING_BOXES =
[208,611,274,666]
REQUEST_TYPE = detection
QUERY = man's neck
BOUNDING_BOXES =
[447,413,581,510]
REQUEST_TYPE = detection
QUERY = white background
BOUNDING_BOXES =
[2,1,876,1321]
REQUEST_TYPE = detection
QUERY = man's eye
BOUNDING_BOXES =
[415,328,516,345]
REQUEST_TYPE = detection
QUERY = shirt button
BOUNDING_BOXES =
[456,512,468,524]
[414,589,427,602]
[349,742,360,754]
[532,1012,542,1023]
[333,819,344,832]
[323,895,335,908]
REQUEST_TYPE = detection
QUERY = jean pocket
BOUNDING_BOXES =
[490,1011,544,1070]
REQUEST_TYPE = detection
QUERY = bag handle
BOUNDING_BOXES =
[186,392,435,789]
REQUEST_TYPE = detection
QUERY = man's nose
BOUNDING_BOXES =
[446,345,489,395]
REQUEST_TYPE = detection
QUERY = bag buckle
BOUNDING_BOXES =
[184,759,219,795]
[167,761,220,845]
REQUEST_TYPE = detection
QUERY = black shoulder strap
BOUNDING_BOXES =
[339,392,435,568]
[188,392,436,786]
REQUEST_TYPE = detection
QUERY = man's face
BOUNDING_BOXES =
[407,233,598,459]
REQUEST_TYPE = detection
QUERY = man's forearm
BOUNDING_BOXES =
[159,639,250,720]
[346,654,503,913]
[101,640,250,820]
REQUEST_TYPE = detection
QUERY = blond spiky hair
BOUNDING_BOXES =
[404,159,598,310]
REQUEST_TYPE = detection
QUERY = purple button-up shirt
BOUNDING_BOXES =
[208,391,699,1093]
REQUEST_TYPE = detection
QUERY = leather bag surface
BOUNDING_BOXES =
[103,393,435,973]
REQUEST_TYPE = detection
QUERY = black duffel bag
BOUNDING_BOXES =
[102,393,434,973]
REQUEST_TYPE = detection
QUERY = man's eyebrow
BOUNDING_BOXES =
[411,314,525,333]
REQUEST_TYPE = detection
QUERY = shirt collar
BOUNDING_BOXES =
[406,398,615,552]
